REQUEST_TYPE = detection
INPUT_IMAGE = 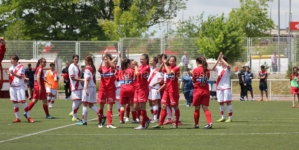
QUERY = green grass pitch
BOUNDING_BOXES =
[0,99,298,150]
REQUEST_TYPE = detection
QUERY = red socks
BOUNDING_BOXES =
[132,111,137,121]
[125,107,130,118]
[194,110,200,125]
[175,109,180,126]
[204,110,212,124]
[26,101,35,112]
[120,110,125,122]
[43,104,49,116]
[159,109,167,126]
[140,110,149,127]
[98,109,103,124]
[107,110,112,125]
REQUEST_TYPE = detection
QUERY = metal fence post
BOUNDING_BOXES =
[76,41,79,56]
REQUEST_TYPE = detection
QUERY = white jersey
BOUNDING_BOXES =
[69,63,83,91]
[84,66,96,88]
[215,66,231,90]
[148,67,162,90]
[9,64,25,87]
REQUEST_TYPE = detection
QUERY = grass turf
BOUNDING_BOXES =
[0,99,298,150]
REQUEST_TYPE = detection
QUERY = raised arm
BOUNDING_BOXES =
[211,52,222,71]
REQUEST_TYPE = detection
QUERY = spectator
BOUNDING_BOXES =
[271,51,277,73]
[181,51,189,71]
[243,66,254,101]
[25,63,35,100]
[62,63,71,100]
[258,65,269,101]
[238,65,245,101]
[180,68,194,107]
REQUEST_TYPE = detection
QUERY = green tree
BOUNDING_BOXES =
[0,0,185,40]
[170,14,203,38]
[196,14,245,63]
[99,0,156,40]
[229,0,275,37]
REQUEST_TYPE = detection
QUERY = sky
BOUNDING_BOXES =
[150,0,299,37]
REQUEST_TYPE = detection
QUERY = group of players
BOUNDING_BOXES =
[6,49,234,130]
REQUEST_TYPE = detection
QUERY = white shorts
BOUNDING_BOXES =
[82,87,97,104]
[115,87,120,100]
[10,87,26,103]
[216,89,233,104]
[46,87,57,96]
[72,90,82,100]
[148,88,161,101]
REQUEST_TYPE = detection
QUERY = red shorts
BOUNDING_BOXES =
[33,84,46,100]
[192,90,210,106]
[119,85,135,105]
[98,88,116,104]
[134,87,149,103]
[291,87,299,95]
[161,92,179,106]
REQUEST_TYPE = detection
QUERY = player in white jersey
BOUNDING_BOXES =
[68,55,83,122]
[148,57,163,123]
[77,55,101,126]
[212,52,233,123]
[6,55,34,123]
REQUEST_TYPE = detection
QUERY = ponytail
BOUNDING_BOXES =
[196,56,208,73]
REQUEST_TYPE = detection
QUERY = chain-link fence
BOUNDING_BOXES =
[3,37,297,75]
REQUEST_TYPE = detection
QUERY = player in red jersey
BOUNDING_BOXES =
[24,58,55,119]
[289,66,299,108]
[153,56,180,128]
[192,56,213,129]
[119,58,136,124]
[6,55,34,123]
[132,54,151,130]
[97,51,118,129]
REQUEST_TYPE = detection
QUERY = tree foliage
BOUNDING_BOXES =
[196,14,245,63]
[99,0,155,40]
[229,0,275,37]
[0,0,186,40]
[170,14,203,38]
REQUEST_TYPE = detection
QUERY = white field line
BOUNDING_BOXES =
[1,132,299,136]
[0,104,185,144]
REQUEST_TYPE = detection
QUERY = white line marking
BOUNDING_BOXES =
[1,132,299,136]
[0,104,185,144]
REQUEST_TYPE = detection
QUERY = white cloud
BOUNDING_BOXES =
[149,0,299,37]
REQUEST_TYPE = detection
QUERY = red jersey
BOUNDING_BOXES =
[290,73,299,81]
[99,66,116,90]
[258,70,268,83]
[34,66,45,88]
[0,44,6,55]
[135,64,150,89]
[192,66,210,93]
[119,68,135,85]
[165,65,180,93]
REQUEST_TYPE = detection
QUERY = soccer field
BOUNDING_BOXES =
[0,99,298,150]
